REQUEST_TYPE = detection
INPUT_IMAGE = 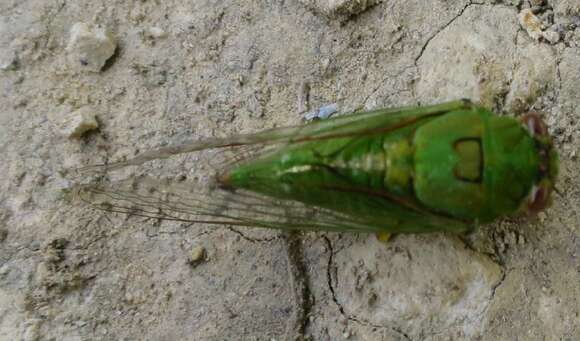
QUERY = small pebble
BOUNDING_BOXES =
[0,51,18,71]
[66,22,116,72]
[146,27,167,39]
[538,212,547,223]
[61,106,99,139]
[542,30,561,44]
[188,245,206,267]
[299,0,383,17]
[519,9,545,40]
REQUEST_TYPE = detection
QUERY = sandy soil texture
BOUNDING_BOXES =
[0,0,578,340]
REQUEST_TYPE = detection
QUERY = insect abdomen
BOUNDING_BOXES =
[325,134,415,197]
[224,123,423,206]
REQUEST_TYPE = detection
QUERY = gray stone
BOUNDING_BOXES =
[66,23,116,72]
[60,107,99,139]
[519,9,546,41]
[299,0,383,17]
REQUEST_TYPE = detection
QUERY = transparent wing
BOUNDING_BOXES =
[74,100,472,174]
[71,176,385,233]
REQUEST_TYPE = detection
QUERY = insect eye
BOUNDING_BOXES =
[521,112,548,138]
[527,184,551,214]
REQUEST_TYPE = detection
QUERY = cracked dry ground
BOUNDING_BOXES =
[1,0,579,340]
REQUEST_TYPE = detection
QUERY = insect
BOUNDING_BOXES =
[72,100,559,235]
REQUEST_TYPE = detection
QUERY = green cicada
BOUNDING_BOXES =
[73,100,559,234]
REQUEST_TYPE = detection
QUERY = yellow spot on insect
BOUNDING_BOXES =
[453,138,482,182]
[384,140,412,189]
[376,232,392,243]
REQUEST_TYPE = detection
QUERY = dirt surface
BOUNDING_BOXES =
[1,1,579,340]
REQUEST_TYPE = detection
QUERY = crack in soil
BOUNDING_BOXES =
[414,1,485,66]
[227,226,280,243]
[489,267,506,302]
[283,232,312,341]
[555,56,563,101]
[323,236,413,341]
